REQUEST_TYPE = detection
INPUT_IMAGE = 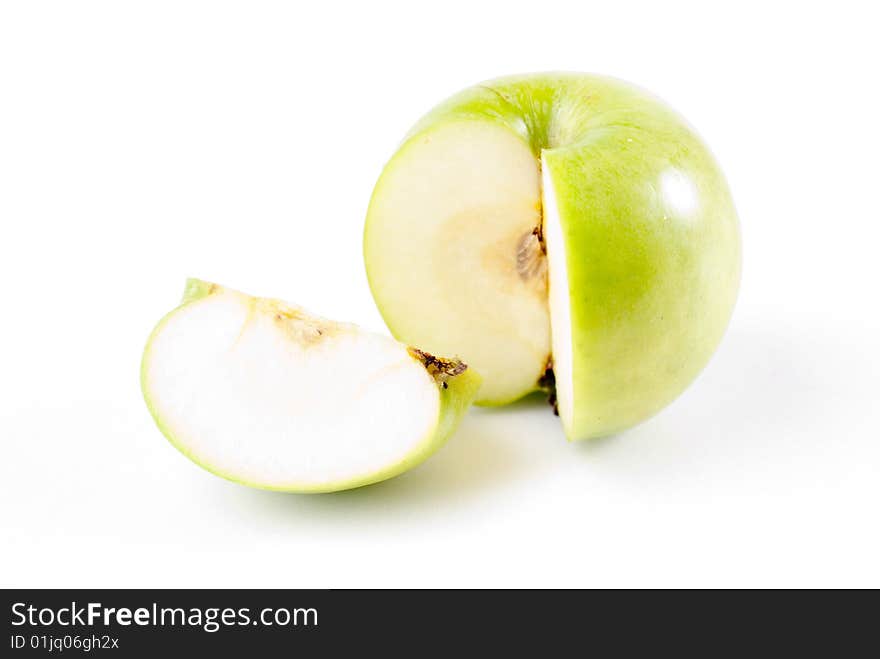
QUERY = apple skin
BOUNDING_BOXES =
[365,73,740,440]
[141,279,482,492]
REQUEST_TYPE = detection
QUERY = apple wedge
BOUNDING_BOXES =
[364,73,741,440]
[141,279,481,492]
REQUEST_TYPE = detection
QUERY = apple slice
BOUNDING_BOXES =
[364,73,741,439]
[141,279,481,492]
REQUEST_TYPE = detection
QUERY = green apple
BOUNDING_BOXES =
[141,279,481,492]
[364,73,741,440]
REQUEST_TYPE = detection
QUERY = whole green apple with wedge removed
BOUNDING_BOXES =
[364,72,741,440]
[141,279,480,492]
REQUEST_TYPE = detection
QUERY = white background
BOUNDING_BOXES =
[2,1,878,588]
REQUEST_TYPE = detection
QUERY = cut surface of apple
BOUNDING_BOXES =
[141,279,481,492]
[364,73,741,439]
[364,121,549,405]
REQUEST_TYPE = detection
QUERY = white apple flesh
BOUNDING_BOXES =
[365,122,549,405]
[141,279,481,492]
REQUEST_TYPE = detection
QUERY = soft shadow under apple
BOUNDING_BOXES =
[220,324,843,519]
[225,405,561,521]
